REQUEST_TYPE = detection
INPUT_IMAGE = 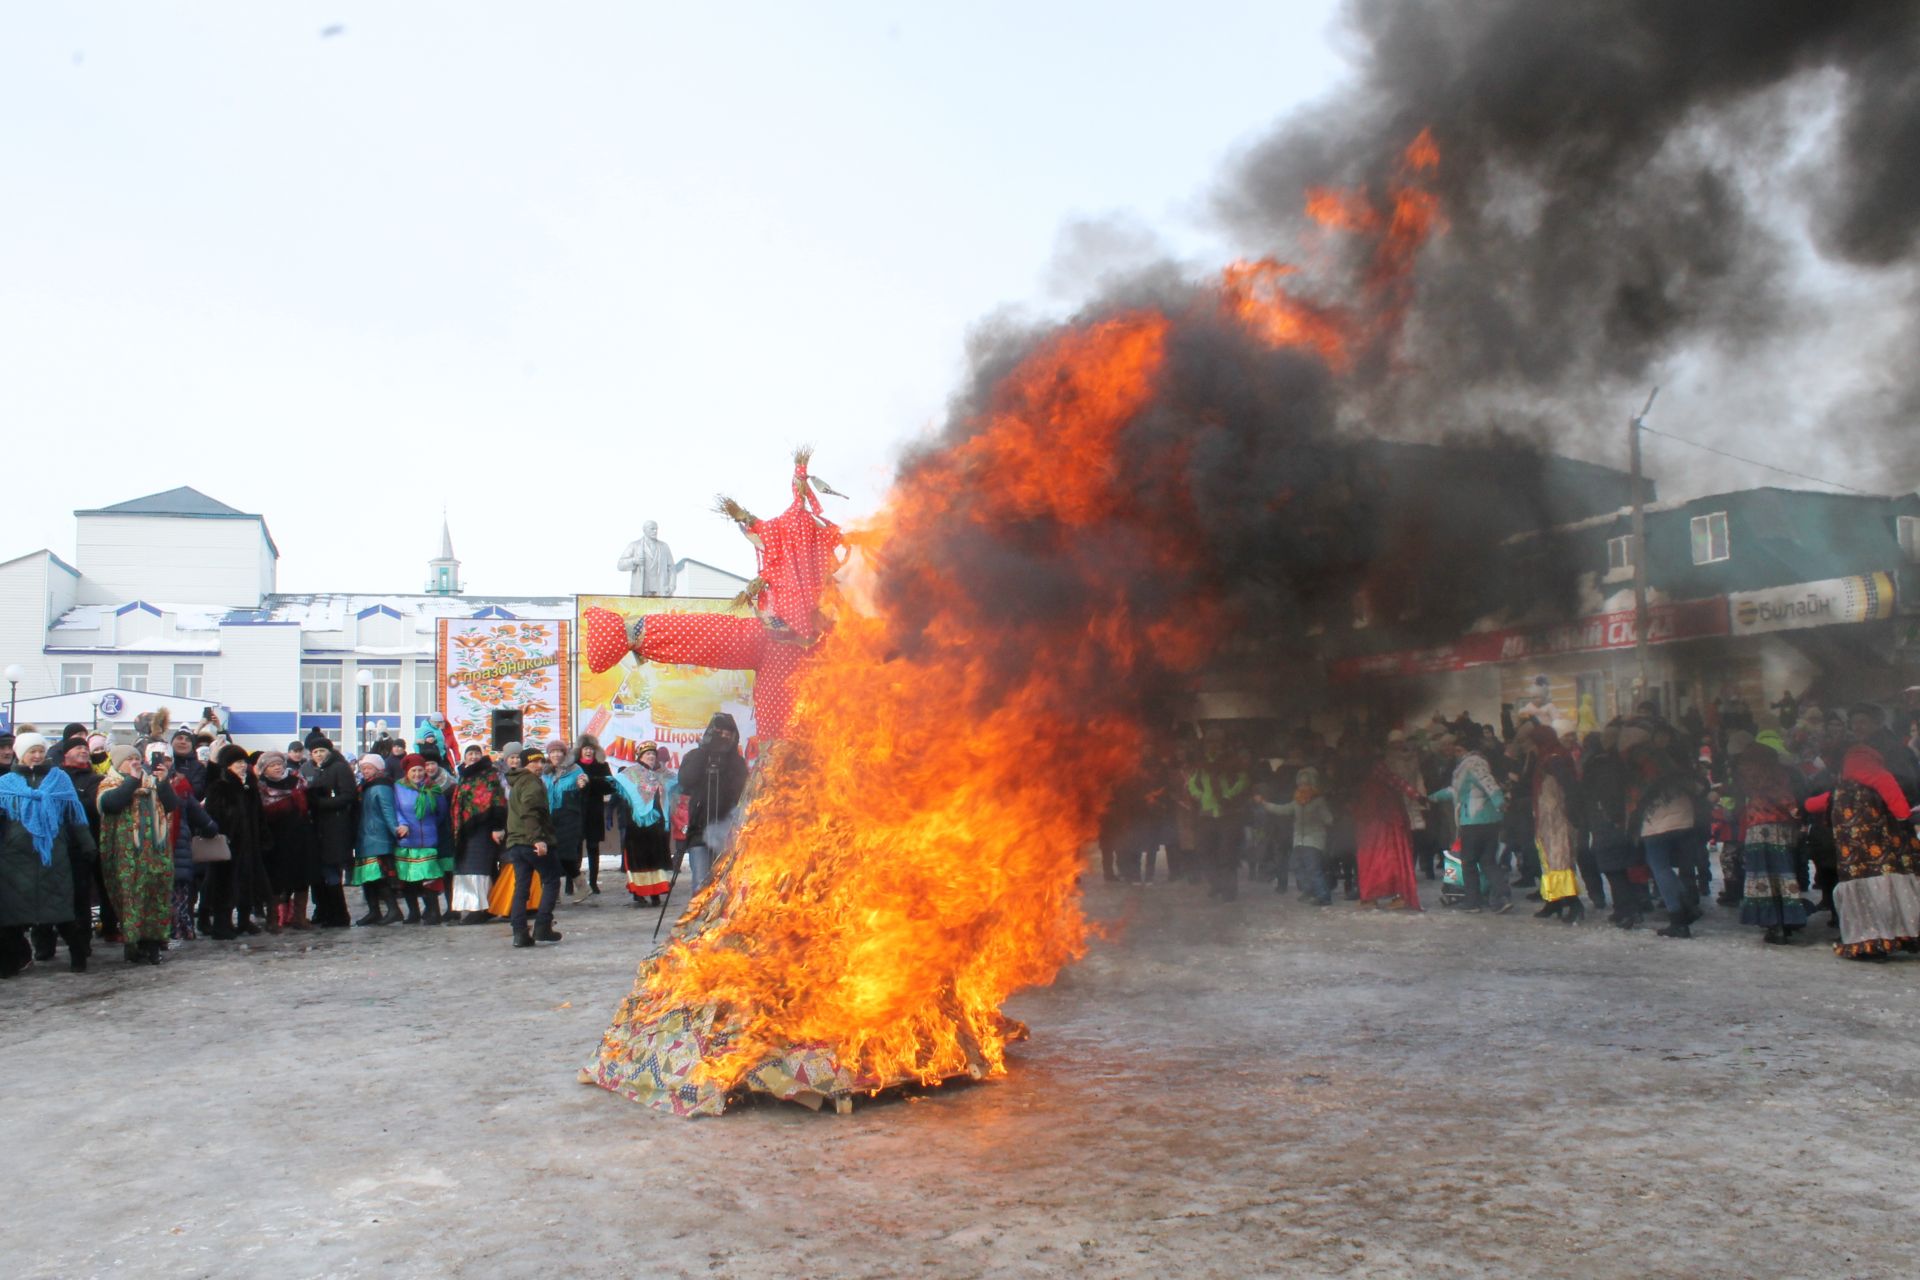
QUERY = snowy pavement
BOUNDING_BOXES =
[4,869,1917,1278]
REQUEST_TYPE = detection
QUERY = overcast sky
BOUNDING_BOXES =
[1,1,1359,594]
[3,4,1903,600]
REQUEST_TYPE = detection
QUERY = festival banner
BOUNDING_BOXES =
[435,618,572,750]
[1327,596,1730,684]
[574,595,758,771]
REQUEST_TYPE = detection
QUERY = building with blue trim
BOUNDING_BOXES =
[0,489,749,750]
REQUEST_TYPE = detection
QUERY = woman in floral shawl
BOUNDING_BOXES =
[1806,743,1920,959]
[96,745,177,964]
[447,744,506,924]
[611,742,676,906]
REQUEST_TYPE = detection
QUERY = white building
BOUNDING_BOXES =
[0,488,749,751]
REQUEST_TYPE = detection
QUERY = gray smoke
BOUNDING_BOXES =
[1217,0,1920,471]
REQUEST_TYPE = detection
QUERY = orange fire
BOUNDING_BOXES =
[583,134,1442,1111]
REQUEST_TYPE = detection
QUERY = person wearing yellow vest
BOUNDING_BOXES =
[1188,746,1250,902]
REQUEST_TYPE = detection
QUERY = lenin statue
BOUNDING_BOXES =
[619,521,678,597]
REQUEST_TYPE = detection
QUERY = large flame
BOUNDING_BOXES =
[586,134,1442,1107]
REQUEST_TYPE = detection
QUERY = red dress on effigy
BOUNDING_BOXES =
[1354,764,1422,909]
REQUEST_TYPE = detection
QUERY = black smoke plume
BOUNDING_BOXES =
[879,2,1919,735]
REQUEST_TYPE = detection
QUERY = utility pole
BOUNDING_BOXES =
[1628,386,1659,715]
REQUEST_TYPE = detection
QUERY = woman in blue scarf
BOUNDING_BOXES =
[0,732,98,975]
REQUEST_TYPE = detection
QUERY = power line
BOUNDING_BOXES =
[1637,423,1876,496]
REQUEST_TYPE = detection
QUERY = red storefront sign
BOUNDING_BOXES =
[1327,597,1729,684]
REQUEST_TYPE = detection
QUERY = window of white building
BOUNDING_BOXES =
[173,663,204,698]
[61,663,93,694]
[117,662,149,691]
[415,663,437,716]
[300,664,342,715]
[1690,512,1730,565]
[363,667,400,715]
[1606,535,1635,574]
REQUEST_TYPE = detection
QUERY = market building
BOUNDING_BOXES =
[0,488,749,750]
[1321,486,1920,732]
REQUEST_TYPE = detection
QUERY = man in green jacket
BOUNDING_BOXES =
[504,747,561,948]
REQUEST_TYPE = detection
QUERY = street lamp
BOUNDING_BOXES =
[356,669,373,755]
[3,664,21,731]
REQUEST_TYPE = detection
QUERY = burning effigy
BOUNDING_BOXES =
[577,138,1452,1117]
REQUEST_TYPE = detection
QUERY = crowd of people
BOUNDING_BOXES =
[1103,691,1920,960]
[0,709,750,977]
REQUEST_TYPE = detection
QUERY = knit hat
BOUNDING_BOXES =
[61,722,87,741]
[545,738,567,753]
[258,751,288,774]
[520,747,545,764]
[13,732,47,758]
[287,740,306,753]
[462,742,485,757]
[87,733,107,752]
[305,727,331,750]
[637,740,658,755]
[108,744,138,769]
[356,754,386,773]
[215,743,249,770]
[54,736,88,764]
[402,753,425,773]
[172,728,194,747]
[500,740,523,761]
[0,732,13,749]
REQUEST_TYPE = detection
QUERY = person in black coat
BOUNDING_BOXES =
[1,734,99,974]
[678,713,748,893]
[576,737,613,896]
[304,737,357,929]
[202,744,271,938]
[168,729,209,800]
[33,736,108,962]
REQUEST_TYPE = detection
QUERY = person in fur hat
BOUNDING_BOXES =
[202,743,271,938]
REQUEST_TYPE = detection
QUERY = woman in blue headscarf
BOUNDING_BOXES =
[0,732,99,975]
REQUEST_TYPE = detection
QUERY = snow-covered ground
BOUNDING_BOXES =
[5,866,1916,1278]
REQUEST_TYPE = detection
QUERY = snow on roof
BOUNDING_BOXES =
[243,593,576,631]
[52,602,235,632]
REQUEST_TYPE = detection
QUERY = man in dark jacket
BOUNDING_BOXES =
[304,736,358,929]
[678,713,748,894]
[504,747,560,948]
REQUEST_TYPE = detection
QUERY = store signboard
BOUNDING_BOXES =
[1727,572,1895,636]
[1328,597,1728,684]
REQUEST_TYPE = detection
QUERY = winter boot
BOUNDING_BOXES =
[512,927,535,949]
[1562,898,1584,925]
[421,894,442,926]
[379,883,408,925]
[1656,909,1693,939]
[532,921,563,943]
[401,887,422,924]
[356,887,386,927]
[288,889,312,930]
